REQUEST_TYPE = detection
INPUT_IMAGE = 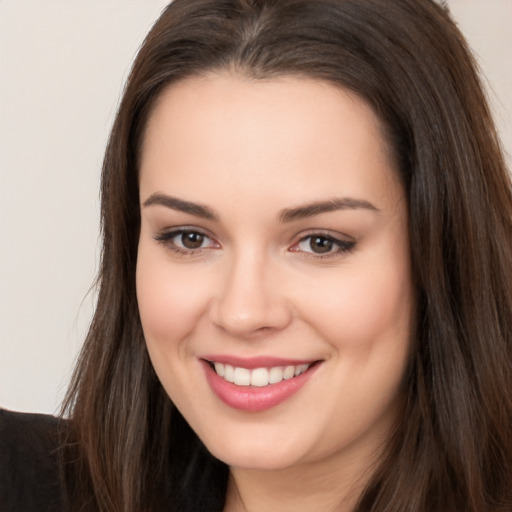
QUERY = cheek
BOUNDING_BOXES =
[135,245,211,346]
[298,253,413,352]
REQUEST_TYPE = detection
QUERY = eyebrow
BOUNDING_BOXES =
[143,193,218,220]
[279,197,379,222]
[142,192,378,222]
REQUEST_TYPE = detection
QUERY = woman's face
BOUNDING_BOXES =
[137,74,414,473]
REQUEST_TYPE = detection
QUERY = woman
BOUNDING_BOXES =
[1,0,511,510]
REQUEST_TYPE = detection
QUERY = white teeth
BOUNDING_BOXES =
[250,368,269,387]
[211,362,311,387]
[224,364,234,383]
[269,366,284,384]
[214,362,225,377]
[295,364,309,376]
[233,367,251,386]
[283,366,295,380]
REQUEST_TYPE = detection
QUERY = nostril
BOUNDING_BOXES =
[208,274,293,337]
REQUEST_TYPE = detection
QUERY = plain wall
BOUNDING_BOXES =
[0,0,511,414]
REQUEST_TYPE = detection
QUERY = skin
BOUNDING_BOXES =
[136,74,414,512]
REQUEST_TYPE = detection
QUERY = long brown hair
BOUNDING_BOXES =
[62,1,512,510]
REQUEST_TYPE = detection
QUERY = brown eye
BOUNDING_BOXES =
[180,232,205,249]
[293,233,356,257]
[155,229,218,253]
[308,236,333,254]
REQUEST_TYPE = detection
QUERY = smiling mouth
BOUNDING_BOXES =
[207,361,314,387]
[202,358,321,411]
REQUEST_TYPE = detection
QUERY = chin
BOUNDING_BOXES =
[204,433,305,471]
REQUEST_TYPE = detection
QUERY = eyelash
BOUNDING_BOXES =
[291,232,356,259]
[154,229,356,259]
[154,229,218,256]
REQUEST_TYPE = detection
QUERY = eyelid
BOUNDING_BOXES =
[153,226,355,258]
[289,230,356,258]
[154,226,220,254]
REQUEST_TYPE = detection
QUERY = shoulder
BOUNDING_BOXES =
[0,408,66,512]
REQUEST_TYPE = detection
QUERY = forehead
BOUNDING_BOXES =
[139,73,401,211]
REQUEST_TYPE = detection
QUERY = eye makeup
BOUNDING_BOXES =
[154,226,356,260]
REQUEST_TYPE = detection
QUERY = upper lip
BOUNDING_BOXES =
[201,354,319,369]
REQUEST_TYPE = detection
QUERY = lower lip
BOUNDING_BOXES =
[202,360,319,412]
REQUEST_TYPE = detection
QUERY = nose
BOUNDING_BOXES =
[209,250,293,338]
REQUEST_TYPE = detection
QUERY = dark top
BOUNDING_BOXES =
[0,408,228,512]
[0,409,66,512]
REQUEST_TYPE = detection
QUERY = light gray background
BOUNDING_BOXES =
[1,0,511,414]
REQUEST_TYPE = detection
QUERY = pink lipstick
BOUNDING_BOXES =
[201,356,320,412]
